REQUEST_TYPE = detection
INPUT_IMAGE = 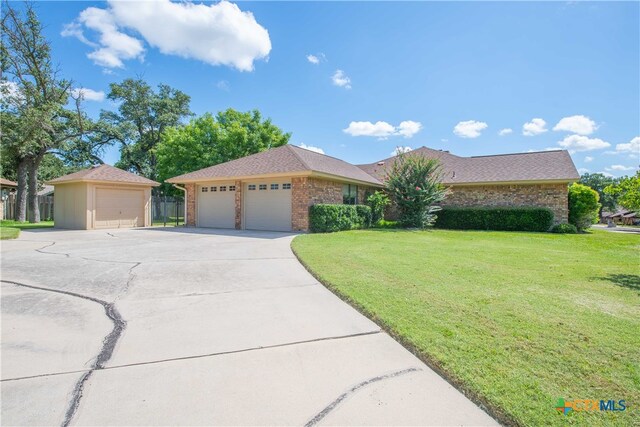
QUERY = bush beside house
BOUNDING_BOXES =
[309,204,372,233]
[434,207,554,232]
[568,183,600,231]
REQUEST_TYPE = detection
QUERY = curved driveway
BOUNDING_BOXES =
[1,228,496,426]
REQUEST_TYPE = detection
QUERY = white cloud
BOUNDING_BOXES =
[453,120,488,138]
[553,115,598,135]
[70,87,105,102]
[605,165,635,172]
[498,128,513,136]
[0,81,23,106]
[332,69,351,89]
[62,6,145,68]
[584,156,593,163]
[396,121,423,138]
[577,168,590,174]
[522,118,547,136]
[298,143,324,154]
[392,146,413,156]
[441,138,449,143]
[216,80,230,91]
[63,0,271,71]
[599,171,615,178]
[307,54,320,64]
[616,136,640,155]
[557,134,610,152]
[343,120,423,139]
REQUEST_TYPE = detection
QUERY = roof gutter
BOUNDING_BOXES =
[172,184,188,226]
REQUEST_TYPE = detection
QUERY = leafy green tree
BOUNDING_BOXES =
[102,79,192,181]
[156,109,291,183]
[579,173,620,215]
[366,191,390,224]
[386,154,447,228]
[604,172,640,212]
[568,183,600,231]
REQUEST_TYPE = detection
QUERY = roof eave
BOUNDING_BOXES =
[443,178,579,186]
[166,170,313,184]
[47,179,160,187]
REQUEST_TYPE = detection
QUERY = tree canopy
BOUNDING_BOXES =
[156,109,291,183]
[605,172,640,212]
[579,172,620,214]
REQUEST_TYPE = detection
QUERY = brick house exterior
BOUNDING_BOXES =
[171,144,579,231]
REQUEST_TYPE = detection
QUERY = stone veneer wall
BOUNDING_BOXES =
[185,183,196,226]
[441,183,569,224]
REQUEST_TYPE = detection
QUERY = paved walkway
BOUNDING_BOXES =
[1,228,496,426]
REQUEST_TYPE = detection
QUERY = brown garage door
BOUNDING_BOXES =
[95,188,145,229]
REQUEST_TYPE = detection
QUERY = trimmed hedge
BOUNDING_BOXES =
[434,207,554,232]
[309,204,372,233]
[550,223,578,234]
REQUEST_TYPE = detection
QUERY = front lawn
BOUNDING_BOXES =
[292,229,639,426]
[0,220,54,239]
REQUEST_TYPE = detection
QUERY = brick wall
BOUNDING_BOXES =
[292,177,378,231]
[185,183,196,226]
[441,183,569,223]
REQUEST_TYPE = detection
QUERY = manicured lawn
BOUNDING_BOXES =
[0,220,54,239]
[292,229,639,426]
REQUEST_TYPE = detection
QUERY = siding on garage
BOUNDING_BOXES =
[243,179,292,231]
[54,182,89,229]
[197,182,236,229]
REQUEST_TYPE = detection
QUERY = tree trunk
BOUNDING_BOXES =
[27,153,44,223]
[15,159,28,222]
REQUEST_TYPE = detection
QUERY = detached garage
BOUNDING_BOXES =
[47,164,159,230]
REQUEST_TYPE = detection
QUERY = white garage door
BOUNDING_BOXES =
[244,181,292,231]
[197,183,236,228]
[95,188,145,229]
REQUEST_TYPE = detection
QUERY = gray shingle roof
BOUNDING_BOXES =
[167,145,383,185]
[47,164,160,186]
[358,147,580,184]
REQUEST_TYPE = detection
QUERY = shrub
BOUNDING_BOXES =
[386,154,447,228]
[309,204,372,233]
[568,183,600,231]
[372,219,401,229]
[434,207,554,232]
[550,223,578,234]
[366,191,390,224]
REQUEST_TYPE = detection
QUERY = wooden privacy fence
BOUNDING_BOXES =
[2,194,54,221]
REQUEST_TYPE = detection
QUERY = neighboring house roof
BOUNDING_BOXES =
[0,178,18,188]
[38,185,54,196]
[47,164,160,186]
[357,147,580,185]
[167,145,382,186]
[622,212,637,218]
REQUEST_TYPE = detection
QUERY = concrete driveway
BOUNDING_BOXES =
[1,228,496,426]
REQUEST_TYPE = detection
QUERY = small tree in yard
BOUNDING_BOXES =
[366,191,390,224]
[386,154,447,228]
[568,183,600,231]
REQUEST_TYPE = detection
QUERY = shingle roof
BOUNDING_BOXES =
[0,178,18,187]
[167,145,382,185]
[47,164,160,186]
[358,147,580,184]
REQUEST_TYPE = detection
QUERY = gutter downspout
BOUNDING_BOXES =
[172,184,188,227]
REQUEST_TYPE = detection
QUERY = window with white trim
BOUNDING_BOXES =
[229,185,236,191]
[282,183,291,190]
[259,184,267,190]
[270,183,279,190]
[211,186,217,192]
[342,184,359,204]
[202,187,208,192]
[220,186,227,192]
[248,184,256,190]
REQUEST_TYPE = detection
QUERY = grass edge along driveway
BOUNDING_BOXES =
[0,220,54,239]
[292,229,639,427]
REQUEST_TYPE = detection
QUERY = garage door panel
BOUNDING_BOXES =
[197,184,235,229]
[244,182,292,232]
[95,188,144,229]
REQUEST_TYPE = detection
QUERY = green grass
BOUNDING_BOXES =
[0,220,54,239]
[152,217,185,227]
[292,229,640,426]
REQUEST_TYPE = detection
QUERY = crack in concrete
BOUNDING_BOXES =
[304,367,422,427]
[35,242,70,258]
[0,280,126,427]
[176,282,319,298]
[106,232,118,238]
[1,330,383,382]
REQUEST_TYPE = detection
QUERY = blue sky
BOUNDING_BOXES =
[34,1,639,176]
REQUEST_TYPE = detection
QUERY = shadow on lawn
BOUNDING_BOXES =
[598,274,640,293]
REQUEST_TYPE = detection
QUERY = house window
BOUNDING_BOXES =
[211,186,217,192]
[202,187,208,192]
[229,185,236,191]
[282,183,291,190]
[248,184,256,190]
[342,184,359,204]
[271,183,279,190]
[259,184,267,190]
[220,186,227,192]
